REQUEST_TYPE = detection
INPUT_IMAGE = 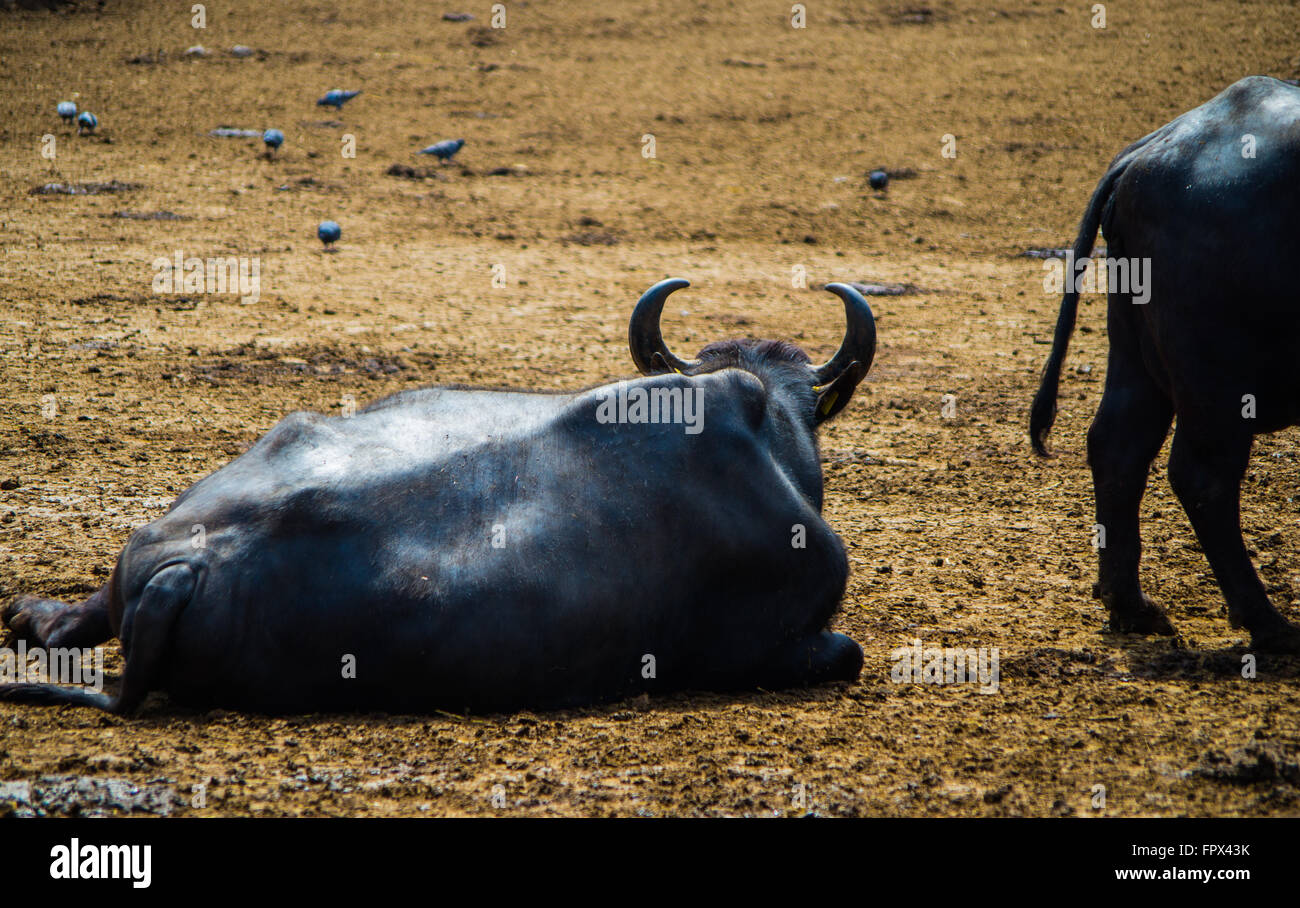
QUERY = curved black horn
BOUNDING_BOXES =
[628,278,699,375]
[814,283,877,385]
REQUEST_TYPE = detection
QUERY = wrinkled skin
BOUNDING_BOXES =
[1031,76,1300,653]
[3,282,875,714]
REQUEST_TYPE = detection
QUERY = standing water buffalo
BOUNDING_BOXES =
[1031,76,1300,652]
[2,279,875,713]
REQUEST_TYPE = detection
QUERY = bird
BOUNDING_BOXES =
[262,128,284,154]
[868,169,889,190]
[318,220,341,248]
[76,111,98,134]
[57,101,77,125]
[316,89,361,110]
[417,138,465,163]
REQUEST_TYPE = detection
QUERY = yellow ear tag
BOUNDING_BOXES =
[819,390,839,416]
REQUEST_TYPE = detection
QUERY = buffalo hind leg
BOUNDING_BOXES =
[1167,426,1300,653]
[0,563,193,713]
[1087,359,1175,635]
[3,585,114,649]
[756,631,863,690]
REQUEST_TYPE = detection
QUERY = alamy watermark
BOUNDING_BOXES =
[50,838,151,888]
[152,250,261,303]
[890,639,1000,694]
[595,381,704,435]
[0,641,104,692]
[1043,251,1150,305]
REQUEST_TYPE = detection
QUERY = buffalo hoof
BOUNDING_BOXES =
[1247,618,1300,655]
[816,631,865,683]
[758,631,863,690]
[1103,593,1177,636]
[2,595,62,646]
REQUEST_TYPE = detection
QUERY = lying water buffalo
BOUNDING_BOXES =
[2,279,875,713]
[1031,75,1300,652]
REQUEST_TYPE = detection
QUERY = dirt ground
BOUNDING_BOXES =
[2,0,1299,817]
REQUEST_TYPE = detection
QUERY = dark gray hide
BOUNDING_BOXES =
[2,280,876,712]
[1031,76,1300,651]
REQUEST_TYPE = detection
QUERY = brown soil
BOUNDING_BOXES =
[2,0,1299,817]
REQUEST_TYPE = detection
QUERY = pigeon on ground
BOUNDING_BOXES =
[417,138,465,162]
[57,101,77,124]
[316,89,361,109]
[263,128,284,154]
[318,220,342,248]
[76,111,98,134]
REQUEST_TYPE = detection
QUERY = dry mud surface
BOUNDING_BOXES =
[2,0,1300,817]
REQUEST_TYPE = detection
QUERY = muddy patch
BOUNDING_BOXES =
[0,776,178,818]
[1193,743,1300,786]
[30,181,142,195]
[110,209,189,221]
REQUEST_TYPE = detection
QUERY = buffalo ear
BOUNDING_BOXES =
[814,360,867,423]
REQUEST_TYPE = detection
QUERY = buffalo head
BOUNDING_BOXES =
[627,278,876,424]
